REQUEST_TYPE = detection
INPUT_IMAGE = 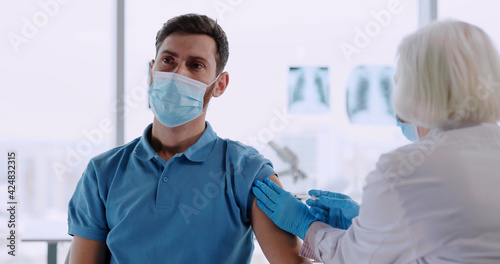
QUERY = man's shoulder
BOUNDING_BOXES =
[91,136,142,166]
[217,138,273,173]
[219,138,260,158]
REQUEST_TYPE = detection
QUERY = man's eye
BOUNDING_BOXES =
[163,57,174,64]
[191,63,204,69]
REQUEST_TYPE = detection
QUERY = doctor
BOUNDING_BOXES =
[253,20,500,263]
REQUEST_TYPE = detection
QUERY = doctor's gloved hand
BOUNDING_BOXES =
[306,190,359,230]
[252,178,317,240]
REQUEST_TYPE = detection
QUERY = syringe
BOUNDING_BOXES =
[294,194,319,201]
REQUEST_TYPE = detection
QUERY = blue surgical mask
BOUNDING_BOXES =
[397,119,420,142]
[149,71,219,127]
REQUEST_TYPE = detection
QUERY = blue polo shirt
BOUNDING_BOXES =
[68,122,276,264]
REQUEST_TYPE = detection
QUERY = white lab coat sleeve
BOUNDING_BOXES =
[300,158,417,263]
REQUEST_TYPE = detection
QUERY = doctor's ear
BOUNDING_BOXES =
[212,72,229,98]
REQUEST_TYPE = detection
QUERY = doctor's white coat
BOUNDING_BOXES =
[300,123,500,264]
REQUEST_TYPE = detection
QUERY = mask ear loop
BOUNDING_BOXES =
[201,72,224,114]
[207,72,223,87]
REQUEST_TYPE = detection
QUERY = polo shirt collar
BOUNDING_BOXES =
[183,122,217,162]
[134,122,217,162]
[134,123,157,161]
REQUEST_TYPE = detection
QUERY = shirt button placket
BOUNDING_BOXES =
[155,156,173,209]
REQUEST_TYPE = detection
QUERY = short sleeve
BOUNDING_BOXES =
[68,160,109,241]
[228,143,276,223]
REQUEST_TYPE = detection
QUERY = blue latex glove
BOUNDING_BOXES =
[252,178,317,239]
[306,190,359,230]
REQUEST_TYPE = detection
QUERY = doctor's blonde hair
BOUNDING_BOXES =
[392,20,500,128]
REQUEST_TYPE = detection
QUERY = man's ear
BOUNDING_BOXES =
[149,59,155,86]
[212,72,229,98]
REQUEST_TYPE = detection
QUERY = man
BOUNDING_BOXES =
[68,13,310,263]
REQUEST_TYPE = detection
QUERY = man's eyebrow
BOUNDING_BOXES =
[188,56,209,64]
[160,50,178,57]
[159,50,210,64]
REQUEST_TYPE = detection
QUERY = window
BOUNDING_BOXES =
[0,1,113,262]
[439,0,500,47]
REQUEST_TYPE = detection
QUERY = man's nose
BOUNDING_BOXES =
[174,63,189,77]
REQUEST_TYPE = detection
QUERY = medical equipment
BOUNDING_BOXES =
[268,141,307,182]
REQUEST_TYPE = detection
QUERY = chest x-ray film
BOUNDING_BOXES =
[288,66,330,115]
[346,65,396,125]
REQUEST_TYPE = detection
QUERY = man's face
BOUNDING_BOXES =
[150,32,219,107]
[151,32,218,84]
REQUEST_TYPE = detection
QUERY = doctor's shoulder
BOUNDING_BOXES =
[373,134,447,187]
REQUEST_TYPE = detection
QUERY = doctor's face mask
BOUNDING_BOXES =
[396,118,420,142]
[149,71,220,127]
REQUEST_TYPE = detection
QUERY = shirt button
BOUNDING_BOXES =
[162,177,168,183]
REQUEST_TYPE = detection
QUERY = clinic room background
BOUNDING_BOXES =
[1,0,499,263]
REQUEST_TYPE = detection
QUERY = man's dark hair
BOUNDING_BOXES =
[155,13,229,75]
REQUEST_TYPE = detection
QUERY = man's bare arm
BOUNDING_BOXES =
[69,235,110,264]
[251,175,312,264]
